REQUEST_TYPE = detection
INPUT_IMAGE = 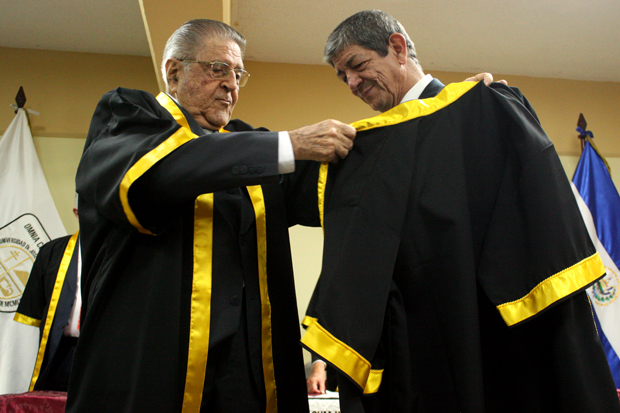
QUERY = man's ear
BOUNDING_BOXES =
[388,33,409,64]
[165,58,181,93]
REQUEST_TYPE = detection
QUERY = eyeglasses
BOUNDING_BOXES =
[179,59,250,87]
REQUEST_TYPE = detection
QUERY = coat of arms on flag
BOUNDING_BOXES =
[0,215,51,313]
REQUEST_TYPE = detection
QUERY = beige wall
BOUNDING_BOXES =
[1,47,159,139]
[2,46,620,332]
[1,47,159,232]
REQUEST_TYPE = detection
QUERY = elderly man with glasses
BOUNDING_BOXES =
[65,18,356,413]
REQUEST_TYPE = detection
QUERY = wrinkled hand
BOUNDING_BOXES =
[465,73,508,86]
[289,120,356,162]
[306,361,327,395]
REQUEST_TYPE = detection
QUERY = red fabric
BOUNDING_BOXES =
[0,391,66,413]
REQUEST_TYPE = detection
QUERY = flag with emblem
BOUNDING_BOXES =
[572,133,620,389]
[0,105,66,394]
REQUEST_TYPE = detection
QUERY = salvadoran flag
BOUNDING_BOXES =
[572,137,620,388]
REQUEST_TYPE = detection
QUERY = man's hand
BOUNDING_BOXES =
[289,120,356,162]
[465,73,508,86]
[307,361,327,395]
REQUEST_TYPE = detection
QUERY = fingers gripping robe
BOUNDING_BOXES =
[289,120,356,162]
[465,72,508,86]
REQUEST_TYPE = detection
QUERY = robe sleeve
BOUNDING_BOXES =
[221,119,322,228]
[280,160,322,227]
[76,88,282,235]
[474,83,604,326]
[15,237,69,329]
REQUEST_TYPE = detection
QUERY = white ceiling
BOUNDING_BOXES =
[1,0,619,82]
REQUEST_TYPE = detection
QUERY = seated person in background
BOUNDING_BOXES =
[14,205,81,392]
[307,357,337,395]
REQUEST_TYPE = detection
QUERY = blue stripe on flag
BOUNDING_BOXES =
[573,140,620,388]
[573,142,620,263]
[592,299,620,387]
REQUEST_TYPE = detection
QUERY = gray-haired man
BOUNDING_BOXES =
[66,19,354,413]
[303,10,620,413]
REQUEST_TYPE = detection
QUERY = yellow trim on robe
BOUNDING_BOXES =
[498,252,606,326]
[158,94,214,413]
[350,81,477,132]
[162,107,278,411]
[318,163,329,230]
[13,313,41,328]
[319,82,478,234]
[301,316,383,394]
[28,232,79,392]
[248,186,278,412]
[157,93,192,131]
[215,130,279,410]
[181,194,214,413]
[312,81,588,394]
[118,93,199,235]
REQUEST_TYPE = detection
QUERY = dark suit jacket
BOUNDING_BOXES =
[419,77,445,99]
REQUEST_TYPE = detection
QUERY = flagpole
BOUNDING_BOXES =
[14,86,26,112]
[577,113,588,152]
[577,113,611,176]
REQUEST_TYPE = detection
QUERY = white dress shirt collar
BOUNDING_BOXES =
[400,74,433,104]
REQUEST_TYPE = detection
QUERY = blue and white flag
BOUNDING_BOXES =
[572,137,620,388]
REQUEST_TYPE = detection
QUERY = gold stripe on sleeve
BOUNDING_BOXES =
[28,232,79,391]
[498,252,605,326]
[13,313,41,328]
[118,93,198,235]
[247,185,278,412]
[181,194,214,413]
[301,316,383,394]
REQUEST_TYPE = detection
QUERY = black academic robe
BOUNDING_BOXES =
[14,232,80,391]
[66,88,318,413]
[303,81,620,412]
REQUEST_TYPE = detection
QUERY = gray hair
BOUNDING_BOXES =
[161,19,246,88]
[324,10,418,66]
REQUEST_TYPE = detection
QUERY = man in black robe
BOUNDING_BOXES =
[14,229,80,392]
[65,19,356,413]
[302,10,620,412]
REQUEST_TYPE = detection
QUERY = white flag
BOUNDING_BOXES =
[0,108,66,394]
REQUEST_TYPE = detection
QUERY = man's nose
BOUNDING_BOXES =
[347,73,362,92]
[221,71,239,91]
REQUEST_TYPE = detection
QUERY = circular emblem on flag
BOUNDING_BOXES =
[590,266,619,307]
[0,214,51,313]
[0,242,35,313]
